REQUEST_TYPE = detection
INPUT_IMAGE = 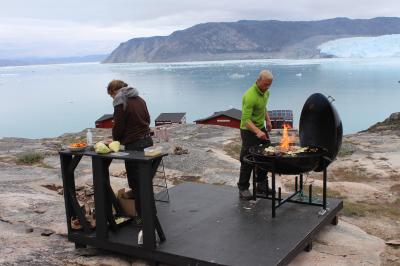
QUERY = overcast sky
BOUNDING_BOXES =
[1,0,400,59]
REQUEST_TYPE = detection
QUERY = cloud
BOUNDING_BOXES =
[0,18,180,58]
[1,0,400,58]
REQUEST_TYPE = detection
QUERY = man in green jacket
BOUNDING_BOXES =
[238,70,273,200]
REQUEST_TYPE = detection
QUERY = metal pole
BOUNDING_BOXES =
[252,163,257,200]
[278,187,282,202]
[272,159,276,218]
[299,174,303,192]
[323,162,327,210]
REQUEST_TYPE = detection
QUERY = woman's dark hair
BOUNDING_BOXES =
[107,80,128,95]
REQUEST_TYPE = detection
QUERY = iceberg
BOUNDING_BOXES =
[318,34,400,58]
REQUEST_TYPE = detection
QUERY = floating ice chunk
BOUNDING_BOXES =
[229,73,246,79]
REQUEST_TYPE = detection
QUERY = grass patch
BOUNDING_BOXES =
[17,152,44,165]
[341,200,400,220]
[170,175,204,185]
[223,138,241,160]
[331,166,369,182]
[310,185,346,199]
[337,142,357,157]
[38,162,55,169]
[283,182,345,199]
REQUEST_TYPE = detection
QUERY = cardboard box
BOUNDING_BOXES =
[117,188,136,217]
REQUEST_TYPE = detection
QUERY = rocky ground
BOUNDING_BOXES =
[0,114,399,265]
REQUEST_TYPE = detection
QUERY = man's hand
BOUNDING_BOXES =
[256,130,268,140]
[266,121,272,132]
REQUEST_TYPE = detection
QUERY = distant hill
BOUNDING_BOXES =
[104,17,400,63]
[0,54,108,67]
[361,112,400,134]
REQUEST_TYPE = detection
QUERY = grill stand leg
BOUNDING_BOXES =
[299,174,303,192]
[323,163,327,210]
[272,160,276,218]
[252,164,257,201]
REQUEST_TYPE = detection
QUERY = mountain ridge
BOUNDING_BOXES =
[0,54,108,67]
[103,17,400,63]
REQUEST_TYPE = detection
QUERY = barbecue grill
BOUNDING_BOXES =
[244,93,343,217]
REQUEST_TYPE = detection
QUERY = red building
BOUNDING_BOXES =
[268,110,293,129]
[155,113,186,126]
[95,114,113,128]
[195,108,293,129]
[194,108,242,128]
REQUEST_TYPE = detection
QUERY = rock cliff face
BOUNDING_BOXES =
[363,112,400,134]
[104,17,400,63]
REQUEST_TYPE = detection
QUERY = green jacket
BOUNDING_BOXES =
[240,83,269,130]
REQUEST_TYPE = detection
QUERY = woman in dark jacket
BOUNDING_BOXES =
[107,79,153,220]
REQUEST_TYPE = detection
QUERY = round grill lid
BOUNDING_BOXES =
[299,93,343,170]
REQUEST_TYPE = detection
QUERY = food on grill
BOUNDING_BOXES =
[108,141,121,152]
[264,145,318,156]
[94,141,111,154]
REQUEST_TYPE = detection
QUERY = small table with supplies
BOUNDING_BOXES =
[59,148,168,256]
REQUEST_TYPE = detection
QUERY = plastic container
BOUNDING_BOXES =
[86,129,93,146]
[144,146,162,157]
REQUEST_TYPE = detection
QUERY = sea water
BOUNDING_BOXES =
[1,58,399,138]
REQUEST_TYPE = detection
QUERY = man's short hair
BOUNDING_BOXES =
[258,70,273,81]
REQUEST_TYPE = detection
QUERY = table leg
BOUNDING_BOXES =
[60,154,90,233]
[60,154,74,234]
[138,161,157,250]
[92,157,109,240]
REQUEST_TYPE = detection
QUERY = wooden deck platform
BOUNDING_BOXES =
[71,182,342,266]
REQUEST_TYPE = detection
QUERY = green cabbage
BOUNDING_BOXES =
[94,142,111,154]
[108,141,120,152]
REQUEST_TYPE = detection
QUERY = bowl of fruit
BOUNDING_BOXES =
[68,142,88,152]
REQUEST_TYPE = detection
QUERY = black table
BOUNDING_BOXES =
[59,149,168,252]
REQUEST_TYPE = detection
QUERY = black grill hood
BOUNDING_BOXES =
[299,93,343,171]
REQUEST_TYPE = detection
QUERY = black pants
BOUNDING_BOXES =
[124,136,153,217]
[238,128,271,190]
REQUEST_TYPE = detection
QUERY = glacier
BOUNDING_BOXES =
[318,34,400,58]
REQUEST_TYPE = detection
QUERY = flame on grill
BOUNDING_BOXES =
[280,124,292,151]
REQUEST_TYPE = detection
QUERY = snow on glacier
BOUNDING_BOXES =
[318,34,400,58]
